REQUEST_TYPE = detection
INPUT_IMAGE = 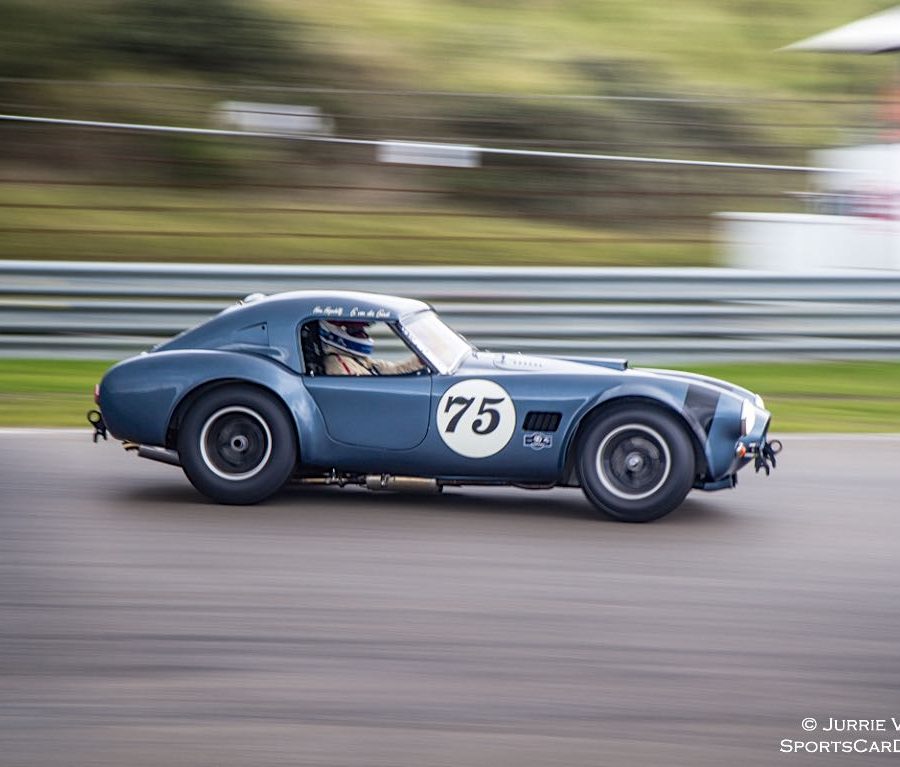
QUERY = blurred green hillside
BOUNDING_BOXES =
[4,0,889,99]
[268,0,892,96]
[0,0,894,265]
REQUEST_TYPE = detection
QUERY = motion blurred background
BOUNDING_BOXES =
[2,0,900,429]
[0,0,896,266]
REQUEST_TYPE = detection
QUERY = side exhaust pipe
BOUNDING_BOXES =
[365,475,442,493]
[129,444,181,467]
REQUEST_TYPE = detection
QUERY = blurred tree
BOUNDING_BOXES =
[0,0,305,83]
[97,0,298,77]
[0,1,89,78]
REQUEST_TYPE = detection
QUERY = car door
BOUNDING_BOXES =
[304,373,432,450]
[300,319,432,450]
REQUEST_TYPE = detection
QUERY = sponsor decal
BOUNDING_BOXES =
[349,307,392,319]
[312,305,344,317]
[524,433,553,450]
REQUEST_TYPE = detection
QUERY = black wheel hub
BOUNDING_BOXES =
[205,411,268,476]
[599,429,669,498]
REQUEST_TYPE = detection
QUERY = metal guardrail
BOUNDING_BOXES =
[2,260,900,362]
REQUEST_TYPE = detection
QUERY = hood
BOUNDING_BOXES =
[635,367,760,403]
[457,352,760,403]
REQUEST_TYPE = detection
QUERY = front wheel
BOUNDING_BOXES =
[177,385,297,504]
[576,407,695,522]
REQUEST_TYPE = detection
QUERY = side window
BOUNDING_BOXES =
[299,319,427,377]
[299,320,326,376]
[368,322,418,361]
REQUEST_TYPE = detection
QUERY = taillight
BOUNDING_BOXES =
[94,383,100,404]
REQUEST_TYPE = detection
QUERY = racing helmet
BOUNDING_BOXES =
[319,320,374,358]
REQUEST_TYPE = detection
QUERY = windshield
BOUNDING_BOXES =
[401,310,472,374]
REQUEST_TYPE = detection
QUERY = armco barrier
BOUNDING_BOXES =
[2,261,900,362]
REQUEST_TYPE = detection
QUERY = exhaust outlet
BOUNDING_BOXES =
[365,475,441,493]
[136,445,181,467]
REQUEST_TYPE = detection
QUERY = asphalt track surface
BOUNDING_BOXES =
[3,431,900,766]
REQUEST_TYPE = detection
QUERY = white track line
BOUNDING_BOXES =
[770,433,900,441]
[0,428,94,435]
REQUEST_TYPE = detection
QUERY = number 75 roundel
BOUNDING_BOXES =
[436,379,516,458]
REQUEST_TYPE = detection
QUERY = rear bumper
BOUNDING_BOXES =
[87,409,107,442]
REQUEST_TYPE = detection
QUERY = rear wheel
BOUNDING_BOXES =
[577,406,695,522]
[177,385,297,504]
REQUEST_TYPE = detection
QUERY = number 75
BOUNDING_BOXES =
[443,395,505,435]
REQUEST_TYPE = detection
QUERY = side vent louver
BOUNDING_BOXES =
[522,412,562,432]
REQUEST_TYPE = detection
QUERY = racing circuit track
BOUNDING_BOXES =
[2,431,900,766]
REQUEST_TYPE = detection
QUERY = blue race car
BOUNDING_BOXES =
[89,290,780,522]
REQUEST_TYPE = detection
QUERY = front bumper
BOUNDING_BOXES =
[699,432,782,492]
[739,436,782,475]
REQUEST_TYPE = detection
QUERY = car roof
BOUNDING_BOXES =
[153,290,433,369]
[225,290,430,322]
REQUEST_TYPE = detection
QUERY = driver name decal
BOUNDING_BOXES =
[436,379,516,458]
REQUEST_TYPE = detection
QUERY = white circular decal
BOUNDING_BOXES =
[436,379,516,458]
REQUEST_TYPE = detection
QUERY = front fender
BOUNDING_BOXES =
[560,382,729,482]
[99,350,315,448]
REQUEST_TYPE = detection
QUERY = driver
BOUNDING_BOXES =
[320,320,426,376]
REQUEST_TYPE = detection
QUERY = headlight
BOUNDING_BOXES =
[753,393,765,409]
[741,399,758,436]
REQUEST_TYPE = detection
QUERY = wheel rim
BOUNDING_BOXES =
[199,406,273,481]
[595,423,671,500]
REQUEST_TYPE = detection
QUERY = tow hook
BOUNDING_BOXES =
[87,409,107,443]
[752,438,782,475]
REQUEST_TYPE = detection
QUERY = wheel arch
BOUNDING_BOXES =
[166,378,299,453]
[561,394,708,485]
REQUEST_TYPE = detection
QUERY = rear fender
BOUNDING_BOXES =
[99,350,315,448]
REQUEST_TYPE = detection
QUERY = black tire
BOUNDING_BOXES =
[177,385,297,505]
[576,406,695,522]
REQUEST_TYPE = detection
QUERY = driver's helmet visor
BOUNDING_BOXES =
[319,320,374,357]
[342,322,370,338]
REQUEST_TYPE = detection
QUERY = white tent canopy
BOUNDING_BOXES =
[785,5,900,53]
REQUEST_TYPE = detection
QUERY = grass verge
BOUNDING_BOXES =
[0,184,713,266]
[1,359,899,432]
